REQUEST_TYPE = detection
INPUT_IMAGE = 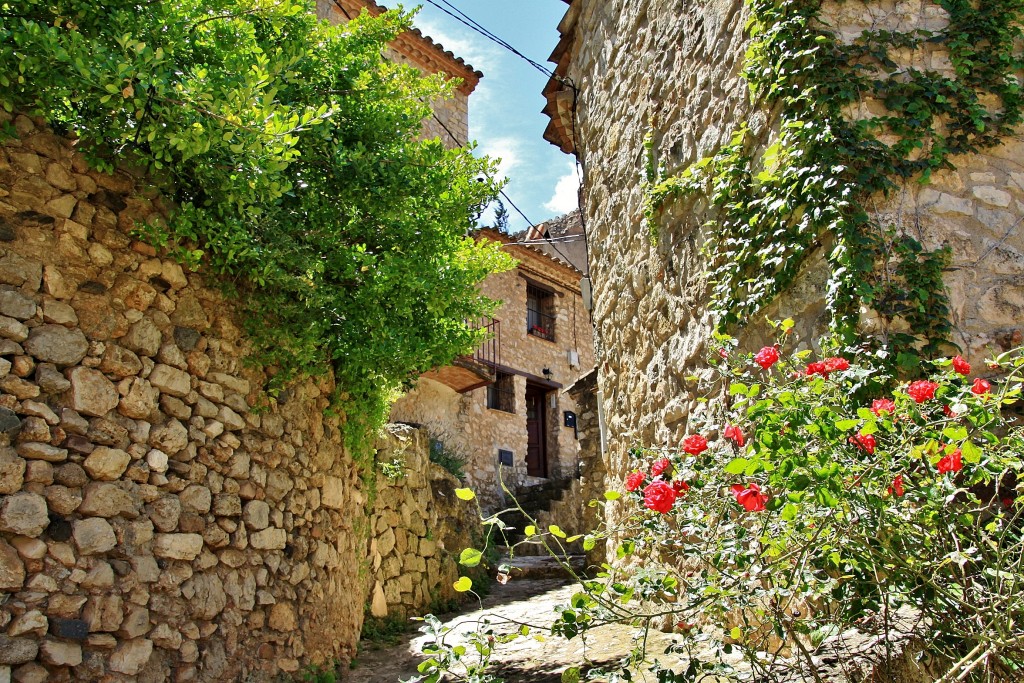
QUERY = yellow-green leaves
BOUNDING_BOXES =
[458,548,482,567]
[452,577,472,592]
[455,488,476,501]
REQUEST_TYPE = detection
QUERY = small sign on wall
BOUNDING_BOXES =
[563,411,577,428]
[498,449,514,467]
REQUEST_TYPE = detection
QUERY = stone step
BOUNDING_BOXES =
[497,552,587,580]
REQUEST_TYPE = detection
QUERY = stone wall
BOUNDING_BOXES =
[552,0,1024,504]
[0,114,380,682]
[0,113,492,681]
[366,426,478,621]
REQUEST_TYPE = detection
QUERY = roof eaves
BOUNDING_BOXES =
[336,0,484,94]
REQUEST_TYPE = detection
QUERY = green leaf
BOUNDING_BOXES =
[781,502,799,521]
[583,536,597,551]
[458,548,482,567]
[455,488,476,501]
[834,418,860,431]
[730,626,743,641]
[942,426,969,441]
[549,525,567,539]
[961,440,983,464]
[725,457,750,475]
[815,487,839,507]
[603,491,621,501]
[524,525,537,537]
[453,577,473,592]
[730,382,749,396]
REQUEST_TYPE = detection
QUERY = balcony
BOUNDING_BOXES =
[420,318,500,393]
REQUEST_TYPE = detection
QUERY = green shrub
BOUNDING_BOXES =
[429,438,468,481]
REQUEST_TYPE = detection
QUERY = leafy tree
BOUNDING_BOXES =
[492,199,510,234]
[0,0,513,446]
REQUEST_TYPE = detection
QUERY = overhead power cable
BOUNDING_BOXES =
[428,111,580,267]
[421,0,577,91]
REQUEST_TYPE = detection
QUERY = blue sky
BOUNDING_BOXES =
[406,1,579,233]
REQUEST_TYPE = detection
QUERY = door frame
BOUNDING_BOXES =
[525,382,548,478]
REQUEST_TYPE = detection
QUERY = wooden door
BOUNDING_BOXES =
[525,384,547,478]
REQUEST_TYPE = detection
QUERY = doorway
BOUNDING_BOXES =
[525,383,548,478]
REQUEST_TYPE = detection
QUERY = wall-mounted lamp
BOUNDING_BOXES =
[542,368,553,380]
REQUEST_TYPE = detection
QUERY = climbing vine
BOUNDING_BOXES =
[0,0,513,458]
[644,0,1024,369]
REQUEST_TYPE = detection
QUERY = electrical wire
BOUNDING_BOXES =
[425,109,581,268]
[421,0,562,83]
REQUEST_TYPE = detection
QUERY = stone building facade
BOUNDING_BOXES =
[542,0,1024,488]
[390,229,596,511]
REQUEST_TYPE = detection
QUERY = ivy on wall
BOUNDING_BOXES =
[0,0,514,457]
[644,0,1024,370]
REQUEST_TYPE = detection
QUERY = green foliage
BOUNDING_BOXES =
[0,0,514,457]
[359,613,411,648]
[644,0,1024,368]
[378,457,406,481]
[429,437,468,480]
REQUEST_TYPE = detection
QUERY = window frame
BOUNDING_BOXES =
[486,371,516,413]
[526,283,556,342]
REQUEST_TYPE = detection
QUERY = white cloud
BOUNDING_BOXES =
[544,163,580,214]
[479,137,522,183]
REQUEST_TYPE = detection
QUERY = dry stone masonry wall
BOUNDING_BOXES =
[367,426,478,622]
[560,0,1024,500]
[0,114,397,682]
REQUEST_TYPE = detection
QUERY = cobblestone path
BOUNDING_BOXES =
[345,573,683,683]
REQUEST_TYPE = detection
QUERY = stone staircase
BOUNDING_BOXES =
[497,478,577,557]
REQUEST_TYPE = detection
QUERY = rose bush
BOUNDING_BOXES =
[417,322,1024,682]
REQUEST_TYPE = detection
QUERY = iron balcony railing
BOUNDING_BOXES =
[468,317,500,373]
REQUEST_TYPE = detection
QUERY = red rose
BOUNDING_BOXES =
[870,398,896,417]
[650,458,671,477]
[888,474,905,497]
[625,471,645,492]
[754,346,780,370]
[849,432,876,455]
[643,480,678,513]
[824,357,849,373]
[672,479,690,494]
[952,355,970,376]
[723,424,745,447]
[971,378,991,395]
[806,361,827,377]
[943,404,954,418]
[682,434,708,455]
[936,448,963,474]
[731,483,768,512]
[718,348,729,359]
[906,380,939,403]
